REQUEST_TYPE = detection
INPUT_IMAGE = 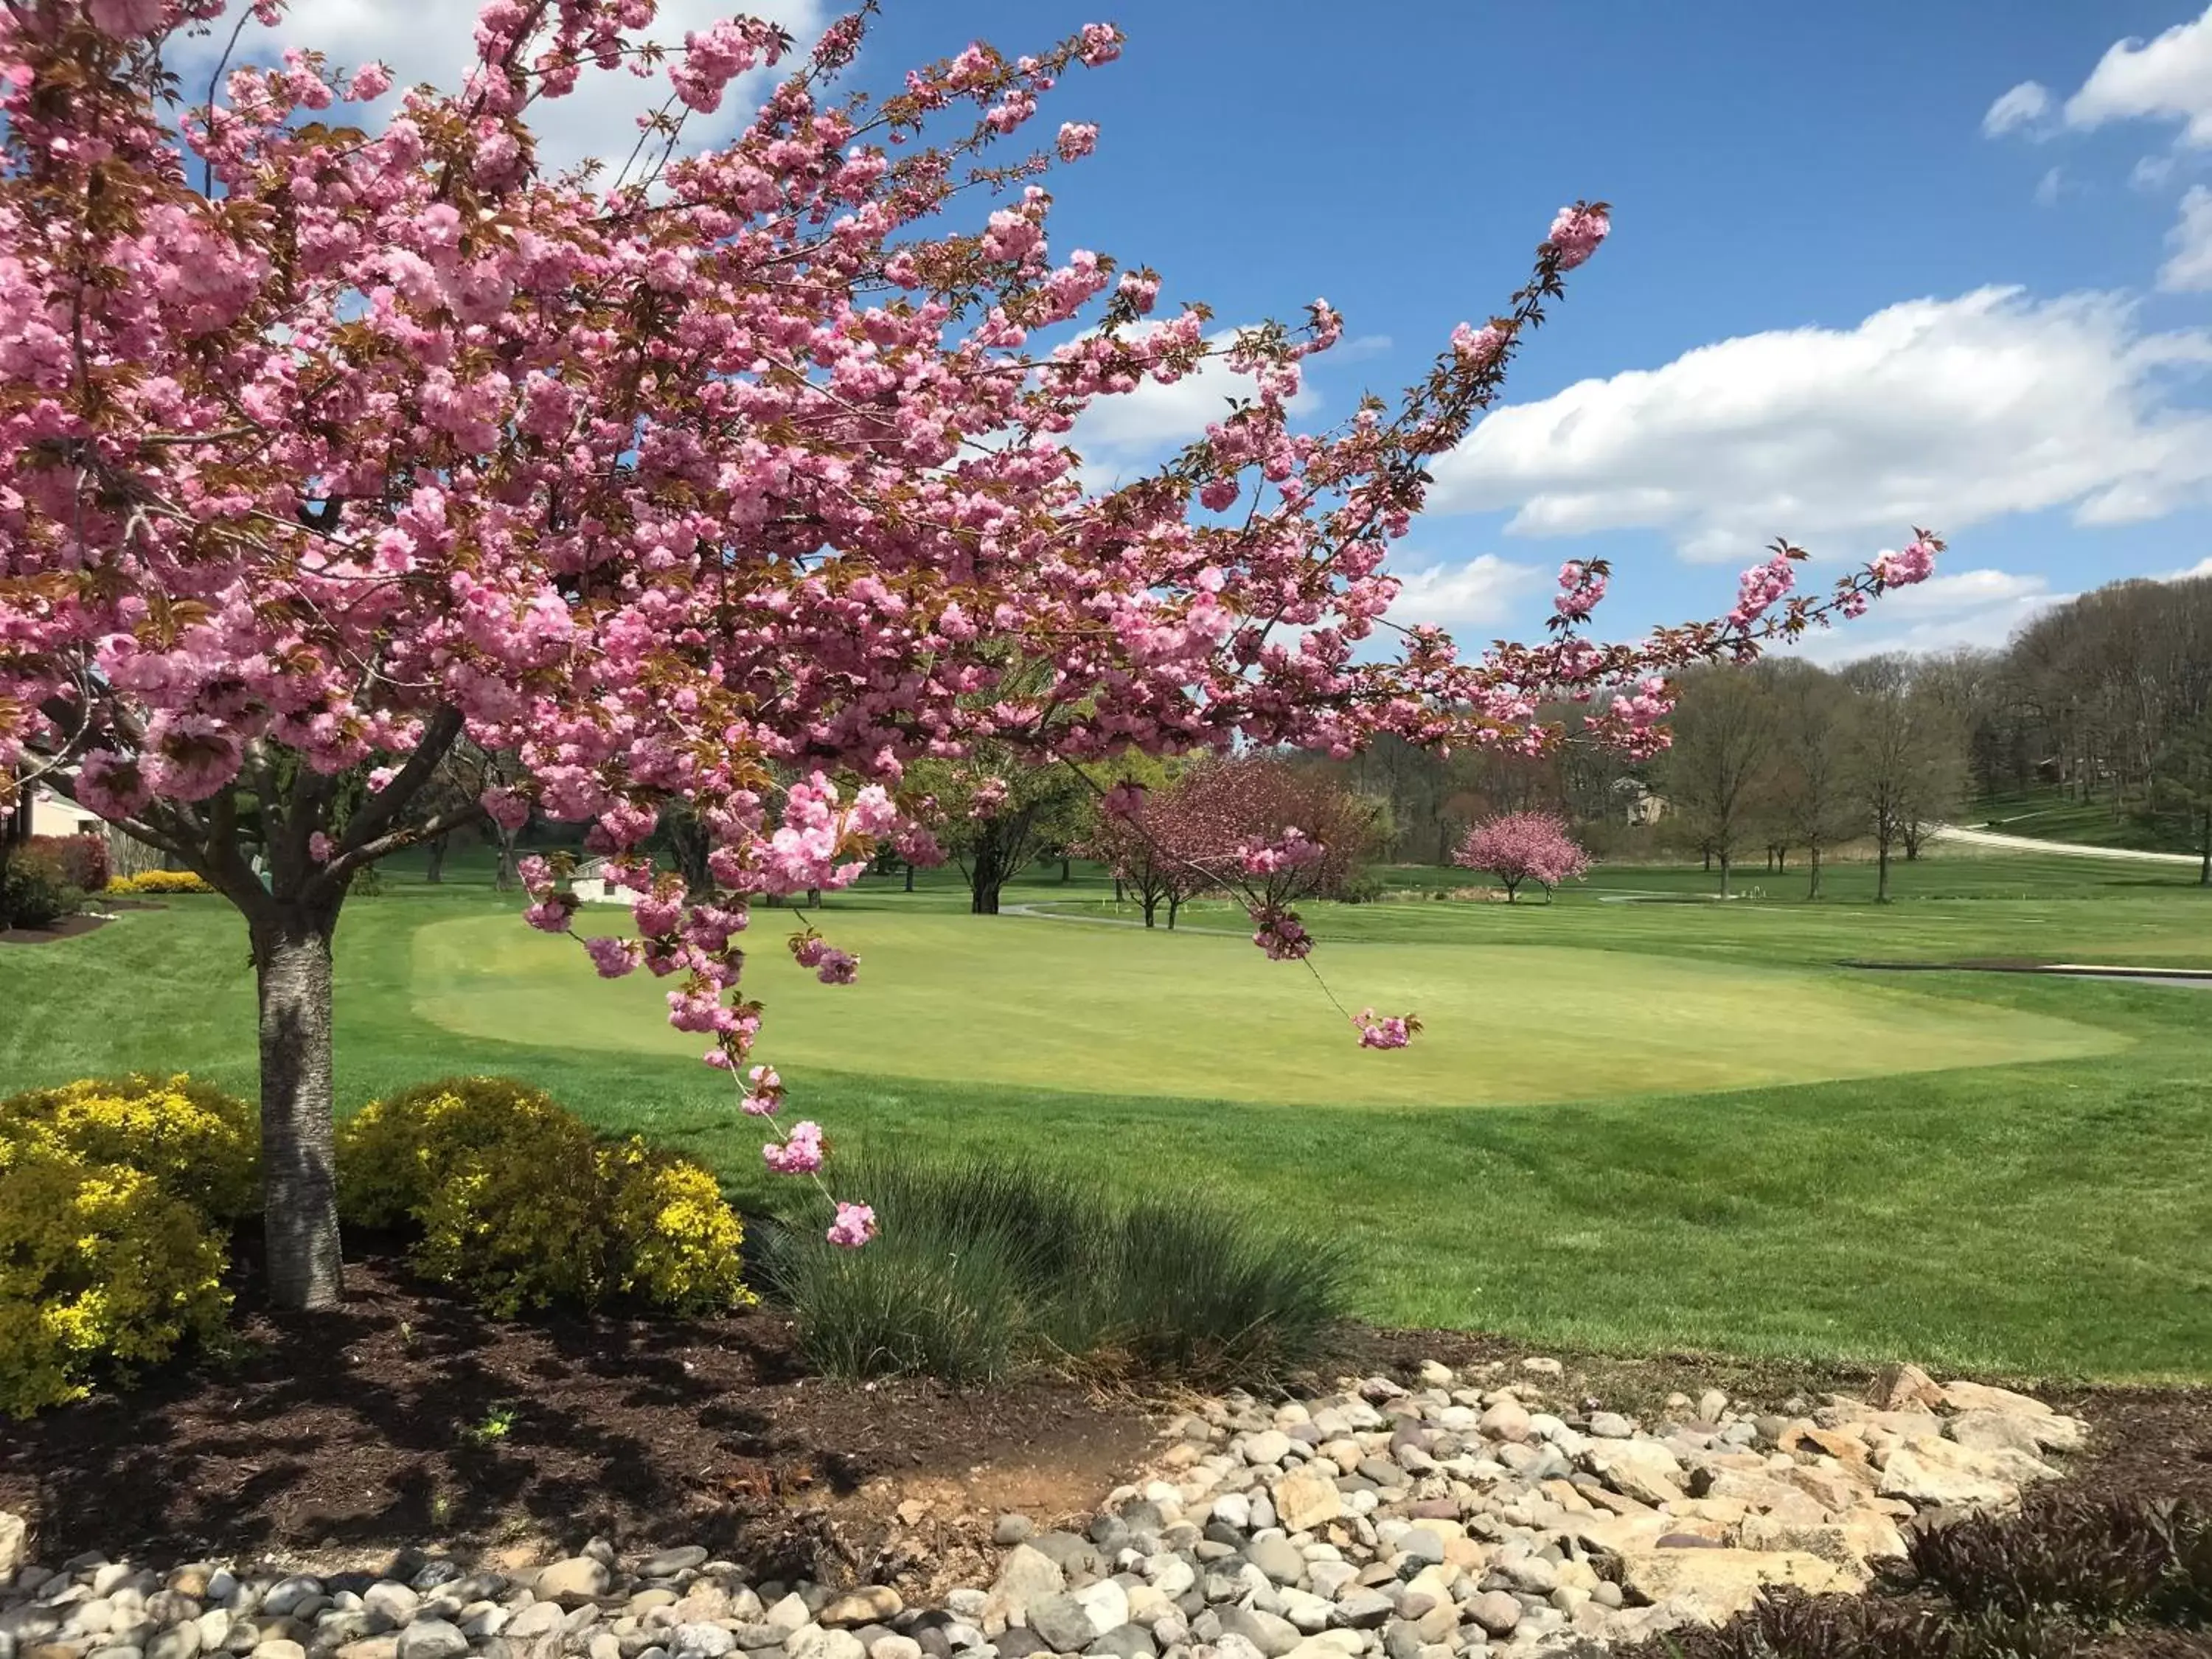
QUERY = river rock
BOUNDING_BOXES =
[532,1563,610,1609]
[816,1593,900,1632]
[1271,1471,1343,1534]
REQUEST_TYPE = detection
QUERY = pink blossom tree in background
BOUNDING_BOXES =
[0,0,1941,1309]
[1455,811,1594,902]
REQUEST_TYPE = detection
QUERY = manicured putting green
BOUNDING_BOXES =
[410,909,2124,1106]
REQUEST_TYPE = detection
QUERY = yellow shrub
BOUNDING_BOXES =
[0,1143,231,1419]
[107,870,214,895]
[604,1139,753,1315]
[0,1074,259,1220]
[338,1077,752,1318]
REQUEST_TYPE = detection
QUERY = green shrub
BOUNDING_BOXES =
[755,1149,1349,1386]
[338,1077,753,1318]
[0,849,80,929]
[0,1143,231,1419]
[0,1074,259,1220]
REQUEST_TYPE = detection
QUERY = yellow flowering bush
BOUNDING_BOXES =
[0,1074,259,1220]
[605,1140,751,1315]
[338,1077,754,1318]
[106,869,214,895]
[0,1142,231,1419]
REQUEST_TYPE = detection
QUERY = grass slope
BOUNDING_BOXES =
[2,849,2207,1382]
[1974,786,2208,858]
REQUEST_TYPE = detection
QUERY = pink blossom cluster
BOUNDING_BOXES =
[1554,560,1610,624]
[1728,552,1798,632]
[1355,1009,1413,1049]
[1237,828,1326,876]
[791,933,860,985]
[742,1065,784,1117]
[1872,537,1941,588]
[763,1120,824,1175]
[1546,204,1611,271]
[1251,907,1313,961]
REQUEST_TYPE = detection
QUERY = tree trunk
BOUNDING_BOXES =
[1060,856,1070,883]
[1806,841,1823,901]
[1114,876,1124,903]
[1503,877,1520,902]
[424,834,448,884]
[1141,892,1158,928]
[2200,806,2210,887]
[1166,892,1180,930]
[904,861,915,893]
[251,905,346,1311]
[493,830,519,892]
[1718,852,1731,898]
[807,887,821,909]
[1877,838,1892,903]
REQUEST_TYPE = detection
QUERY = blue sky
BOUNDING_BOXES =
[218,0,2212,660]
[872,0,2212,660]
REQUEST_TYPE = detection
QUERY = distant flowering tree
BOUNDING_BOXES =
[1455,811,1593,902]
[0,0,1940,1308]
[1081,757,1377,931]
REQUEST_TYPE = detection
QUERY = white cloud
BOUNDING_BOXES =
[1426,287,2212,563]
[1382,554,1543,630]
[2167,555,2212,580]
[2034,165,2067,206]
[1983,79,2054,137]
[2163,185,2212,290]
[2061,5,2212,147]
[181,0,825,173]
[1787,568,2067,663]
[2134,153,2180,189]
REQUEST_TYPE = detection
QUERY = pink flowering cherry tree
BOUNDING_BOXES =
[1455,810,1594,902]
[0,0,1941,1311]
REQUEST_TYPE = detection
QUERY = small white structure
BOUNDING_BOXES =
[569,858,641,907]
[24,785,103,839]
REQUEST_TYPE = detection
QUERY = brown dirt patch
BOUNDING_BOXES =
[0,1239,1164,1589]
[0,911,112,945]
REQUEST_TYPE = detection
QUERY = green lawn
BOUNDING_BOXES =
[3,848,2208,1383]
[1973,785,2204,856]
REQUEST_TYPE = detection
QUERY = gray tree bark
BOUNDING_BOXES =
[251,902,346,1310]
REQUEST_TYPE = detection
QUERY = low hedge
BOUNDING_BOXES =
[106,869,213,895]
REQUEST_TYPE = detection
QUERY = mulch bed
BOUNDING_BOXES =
[4,1249,2209,1624]
[0,1239,1161,1582]
[0,912,113,946]
[0,899,165,946]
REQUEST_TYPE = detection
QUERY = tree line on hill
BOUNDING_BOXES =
[1955,573,2212,872]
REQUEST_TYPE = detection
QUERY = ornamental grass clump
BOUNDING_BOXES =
[337,1077,752,1318]
[754,1149,1349,1386]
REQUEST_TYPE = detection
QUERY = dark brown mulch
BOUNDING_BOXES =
[0,911,112,945]
[0,1239,1161,1583]
[2043,1383,2212,1512]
